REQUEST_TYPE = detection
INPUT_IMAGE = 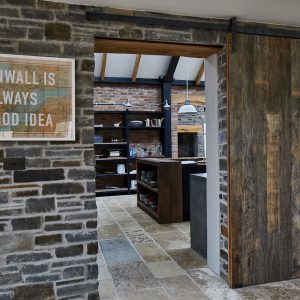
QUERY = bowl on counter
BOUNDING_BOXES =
[129,120,143,127]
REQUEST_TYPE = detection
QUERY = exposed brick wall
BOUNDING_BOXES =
[171,86,206,158]
[0,0,228,297]
[93,84,205,158]
[94,84,161,112]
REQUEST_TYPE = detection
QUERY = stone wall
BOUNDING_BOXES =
[217,47,228,278]
[0,1,228,298]
[0,1,98,299]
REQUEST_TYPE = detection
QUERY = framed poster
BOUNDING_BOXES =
[0,54,75,141]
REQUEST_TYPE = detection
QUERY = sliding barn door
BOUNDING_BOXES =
[228,34,300,287]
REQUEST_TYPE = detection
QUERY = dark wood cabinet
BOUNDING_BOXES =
[136,158,183,224]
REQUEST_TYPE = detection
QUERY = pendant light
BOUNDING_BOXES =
[163,99,170,110]
[178,57,197,114]
[123,99,132,107]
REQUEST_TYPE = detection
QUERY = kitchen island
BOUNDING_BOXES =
[136,158,206,223]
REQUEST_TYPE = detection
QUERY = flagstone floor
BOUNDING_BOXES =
[97,195,300,300]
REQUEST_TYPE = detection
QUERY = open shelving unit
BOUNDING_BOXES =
[94,109,171,196]
[136,158,183,224]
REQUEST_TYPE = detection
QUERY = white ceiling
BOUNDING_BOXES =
[52,0,300,27]
[94,54,205,81]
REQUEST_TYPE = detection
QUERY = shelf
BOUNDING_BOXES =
[94,110,126,114]
[128,156,165,162]
[96,157,127,161]
[94,126,126,129]
[96,173,127,177]
[94,110,163,115]
[96,188,128,195]
[137,180,158,193]
[129,111,163,115]
[94,142,127,146]
[129,126,164,130]
[137,201,158,221]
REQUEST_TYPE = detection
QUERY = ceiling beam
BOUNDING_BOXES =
[100,53,107,81]
[88,12,300,40]
[164,56,180,83]
[94,39,221,58]
[195,62,205,85]
[132,54,141,82]
[94,77,205,87]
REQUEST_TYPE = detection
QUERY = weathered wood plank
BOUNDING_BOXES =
[177,125,202,133]
[229,33,298,287]
[266,113,280,233]
[290,39,300,278]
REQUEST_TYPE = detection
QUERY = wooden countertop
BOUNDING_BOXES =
[137,157,206,166]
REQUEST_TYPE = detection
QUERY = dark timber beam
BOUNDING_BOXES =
[87,11,228,31]
[161,82,172,158]
[88,12,300,40]
[94,77,205,87]
[164,56,180,83]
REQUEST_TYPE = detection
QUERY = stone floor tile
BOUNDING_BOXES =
[98,279,119,300]
[131,212,156,223]
[146,260,185,279]
[105,204,125,213]
[118,220,143,232]
[108,261,160,292]
[289,278,300,288]
[101,197,118,204]
[110,211,131,222]
[118,288,170,300]
[100,239,141,265]
[166,248,207,270]
[125,206,144,214]
[160,275,208,300]
[98,262,112,281]
[187,267,248,299]
[151,231,190,251]
[126,229,153,244]
[248,281,300,300]
[98,224,125,240]
[134,242,171,263]
[172,222,191,234]
[116,196,137,207]
[139,221,179,235]
[97,211,115,226]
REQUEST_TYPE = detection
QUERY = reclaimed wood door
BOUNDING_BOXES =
[228,34,300,287]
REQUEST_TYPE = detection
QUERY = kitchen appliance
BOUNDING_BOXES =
[94,135,103,143]
[131,180,137,190]
[117,164,126,174]
[108,150,121,157]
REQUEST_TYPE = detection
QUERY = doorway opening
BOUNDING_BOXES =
[93,38,224,288]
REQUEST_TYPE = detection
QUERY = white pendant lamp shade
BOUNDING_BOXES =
[123,99,132,107]
[178,57,197,114]
[178,99,197,113]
